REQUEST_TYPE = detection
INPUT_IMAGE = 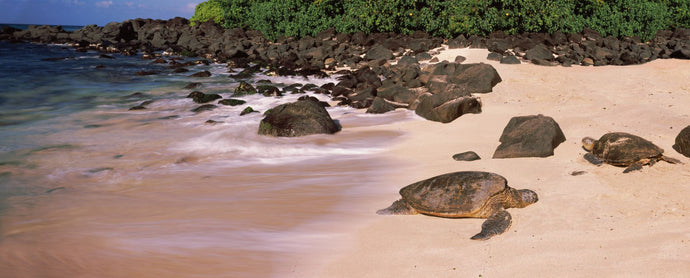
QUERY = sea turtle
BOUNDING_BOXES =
[377,171,538,240]
[582,132,682,173]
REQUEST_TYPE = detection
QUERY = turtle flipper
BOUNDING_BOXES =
[662,155,682,164]
[376,199,418,215]
[470,210,512,240]
[623,161,644,173]
[584,153,603,166]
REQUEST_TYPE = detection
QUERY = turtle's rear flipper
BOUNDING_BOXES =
[584,153,603,166]
[376,199,417,215]
[471,210,512,240]
[623,161,644,173]
[662,156,682,164]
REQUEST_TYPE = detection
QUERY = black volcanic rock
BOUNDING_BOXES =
[453,151,481,161]
[258,99,340,137]
[191,104,218,113]
[673,125,690,158]
[415,93,481,123]
[218,98,246,106]
[186,91,221,103]
[493,114,566,158]
[190,70,212,77]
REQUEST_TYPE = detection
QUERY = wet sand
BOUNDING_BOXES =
[0,101,405,277]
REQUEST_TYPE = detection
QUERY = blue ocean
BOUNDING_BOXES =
[0,40,412,276]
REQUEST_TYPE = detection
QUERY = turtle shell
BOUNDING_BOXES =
[399,171,507,217]
[592,132,664,166]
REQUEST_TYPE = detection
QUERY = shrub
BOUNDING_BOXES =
[190,0,689,41]
[246,0,343,40]
[578,0,671,40]
[189,0,227,26]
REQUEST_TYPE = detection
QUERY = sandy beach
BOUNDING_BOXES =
[293,48,690,277]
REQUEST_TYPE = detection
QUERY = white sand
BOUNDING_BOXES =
[299,48,690,277]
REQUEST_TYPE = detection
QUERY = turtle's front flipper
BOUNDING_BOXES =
[471,210,512,240]
[584,153,603,166]
[623,161,644,173]
[376,199,418,215]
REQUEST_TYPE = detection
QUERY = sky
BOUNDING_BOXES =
[0,0,200,26]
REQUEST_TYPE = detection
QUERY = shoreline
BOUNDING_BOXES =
[306,48,690,277]
[1,25,689,276]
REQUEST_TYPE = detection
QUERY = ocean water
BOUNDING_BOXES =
[1,23,84,32]
[0,41,415,277]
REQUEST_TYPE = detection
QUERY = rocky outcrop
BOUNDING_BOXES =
[493,115,566,158]
[258,99,340,137]
[479,28,690,66]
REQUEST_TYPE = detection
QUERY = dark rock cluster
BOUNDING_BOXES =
[447,28,690,66]
[4,19,689,138]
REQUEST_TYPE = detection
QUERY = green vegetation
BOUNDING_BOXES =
[191,0,690,41]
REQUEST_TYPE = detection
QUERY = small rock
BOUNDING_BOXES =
[240,106,258,116]
[184,82,202,89]
[581,58,594,66]
[500,55,521,64]
[218,98,246,106]
[190,70,212,77]
[570,170,587,176]
[135,70,158,76]
[486,52,502,61]
[452,151,481,161]
[191,104,217,113]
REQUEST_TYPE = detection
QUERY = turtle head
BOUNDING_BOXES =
[517,189,538,207]
[581,137,596,152]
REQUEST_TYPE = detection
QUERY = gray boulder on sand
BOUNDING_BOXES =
[258,99,340,137]
[673,125,690,158]
[377,171,538,240]
[493,114,566,158]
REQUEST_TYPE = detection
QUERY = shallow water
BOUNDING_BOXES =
[0,42,415,277]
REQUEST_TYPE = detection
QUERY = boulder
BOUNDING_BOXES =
[366,97,408,114]
[233,81,257,96]
[446,63,502,94]
[486,52,502,61]
[218,98,246,106]
[493,114,566,158]
[190,70,211,77]
[258,99,340,137]
[524,44,554,61]
[186,91,221,103]
[191,104,217,113]
[240,106,259,116]
[673,125,690,158]
[364,44,394,61]
[415,92,482,123]
[500,55,521,64]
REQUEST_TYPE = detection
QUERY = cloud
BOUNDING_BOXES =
[95,1,113,8]
[64,0,85,5]
[182,2,199,13]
